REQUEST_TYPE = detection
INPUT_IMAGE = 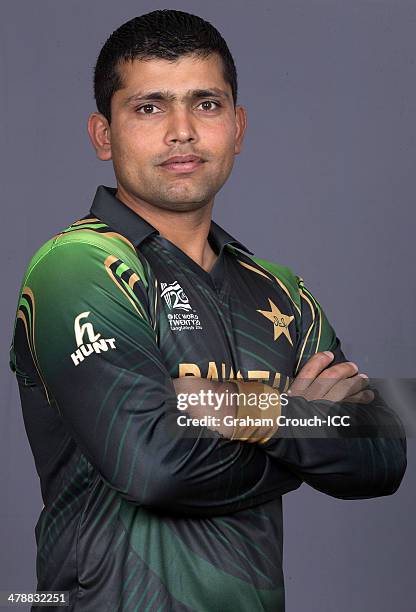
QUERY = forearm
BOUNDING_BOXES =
[173,377,281,442]
[178,376,407,500]
[257,388,407,499]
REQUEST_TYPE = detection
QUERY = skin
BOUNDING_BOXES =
[87,52,372,440]
[88,53,246,272]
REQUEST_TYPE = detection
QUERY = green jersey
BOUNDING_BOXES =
[10,185,406,611]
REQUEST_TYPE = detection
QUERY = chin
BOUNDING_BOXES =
[155,187,214,210]
[155,199,209,213]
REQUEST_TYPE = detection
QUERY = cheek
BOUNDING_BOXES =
[206,122,236,156]
[112,131,147,165]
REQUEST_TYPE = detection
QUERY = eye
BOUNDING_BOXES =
[136,104,162,114]
[197,100,221,111]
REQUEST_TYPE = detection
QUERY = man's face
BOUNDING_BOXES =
[99,53,246,212]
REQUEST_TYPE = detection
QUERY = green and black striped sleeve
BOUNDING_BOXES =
[294,275,347,372]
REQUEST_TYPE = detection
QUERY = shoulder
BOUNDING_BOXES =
[250,255,301,288]
[236,251,303,312]
[22,215,146,286]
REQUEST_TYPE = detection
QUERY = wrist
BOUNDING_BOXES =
[230,381,281,443]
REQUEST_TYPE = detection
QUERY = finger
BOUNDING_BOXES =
[323,374,369,402]
[303,361,360,399]
[288,351,334,395]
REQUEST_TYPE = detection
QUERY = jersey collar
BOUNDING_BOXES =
[90,185,253,256]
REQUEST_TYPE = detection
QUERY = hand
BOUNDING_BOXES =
[288,351,374,404]
[172,377,238,438]
[172,377,284,442]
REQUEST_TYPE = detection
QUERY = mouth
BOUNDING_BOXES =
[159,155,205,174]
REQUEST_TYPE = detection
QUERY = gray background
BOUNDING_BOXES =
[1,1,415,610]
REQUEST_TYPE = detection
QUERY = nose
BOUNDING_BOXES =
[164,107,198,145]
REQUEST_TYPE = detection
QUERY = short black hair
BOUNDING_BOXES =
[94,9,238,123]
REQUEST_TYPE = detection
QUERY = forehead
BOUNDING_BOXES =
[113,53,230,99]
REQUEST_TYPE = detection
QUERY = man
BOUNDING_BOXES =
[10,9,406,612]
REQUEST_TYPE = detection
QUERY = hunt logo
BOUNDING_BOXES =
[70,312,116,366]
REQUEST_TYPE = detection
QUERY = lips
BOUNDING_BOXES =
[161,155,203,165]
[160,154,205,173]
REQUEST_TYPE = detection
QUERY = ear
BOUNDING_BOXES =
[87,112,112,161]
[234,105,247,155]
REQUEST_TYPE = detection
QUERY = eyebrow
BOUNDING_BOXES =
[123,88,230,105]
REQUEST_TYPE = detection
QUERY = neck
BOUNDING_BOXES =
[115,185,218,272]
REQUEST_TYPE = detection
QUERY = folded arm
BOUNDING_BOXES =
[11,238,301,517]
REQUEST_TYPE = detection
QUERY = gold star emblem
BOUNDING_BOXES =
[257,299,294,346]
